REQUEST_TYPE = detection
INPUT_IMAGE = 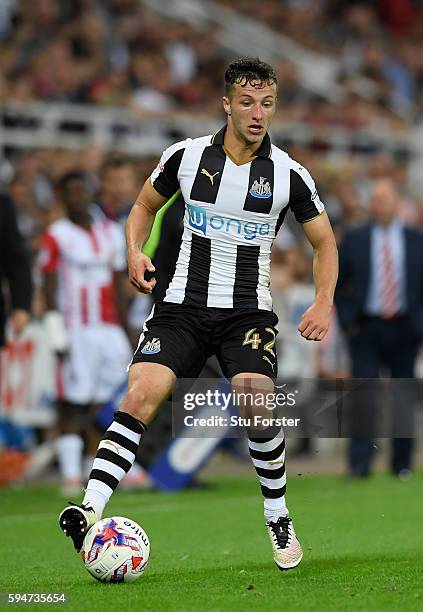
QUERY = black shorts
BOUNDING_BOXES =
[131,302,278,380]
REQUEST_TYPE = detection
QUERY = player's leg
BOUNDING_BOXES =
[89,324,148,488]
[217,311,302,570]
[83,306,206,510]
[232,372,302,570]
[85,360,175,510]
[59,303,209,551]
[60,361,175,550]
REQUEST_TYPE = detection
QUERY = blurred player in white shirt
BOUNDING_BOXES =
[39,171,132,494]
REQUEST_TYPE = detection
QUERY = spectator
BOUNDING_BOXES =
[336,177,423,478]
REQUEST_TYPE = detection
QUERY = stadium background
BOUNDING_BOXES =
[1,1,423,610]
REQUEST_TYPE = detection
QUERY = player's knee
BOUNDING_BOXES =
[232,373,274,422]
[120,384,157,424]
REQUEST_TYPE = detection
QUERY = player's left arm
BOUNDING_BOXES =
[299,212,338,341]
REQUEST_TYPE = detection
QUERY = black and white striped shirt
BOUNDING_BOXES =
[150,125,324,310]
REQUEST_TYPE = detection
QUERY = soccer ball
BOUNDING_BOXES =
[82,516,150,583]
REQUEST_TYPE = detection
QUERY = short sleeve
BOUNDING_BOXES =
[150,139,190,199]
[288,165,325,223]
[38,232,60,272]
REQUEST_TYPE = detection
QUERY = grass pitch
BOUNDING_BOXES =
[1,472,422,611]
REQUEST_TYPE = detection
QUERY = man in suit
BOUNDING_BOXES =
[336,177,423,477]
[0,193,32,350]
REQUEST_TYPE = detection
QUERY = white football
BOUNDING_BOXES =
[82,516,150,583]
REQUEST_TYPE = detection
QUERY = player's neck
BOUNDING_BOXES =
[223,125,262,166]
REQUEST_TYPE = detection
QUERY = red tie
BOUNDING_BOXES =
[380,233,399,319]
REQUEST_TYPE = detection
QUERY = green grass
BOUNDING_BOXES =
[1,473,422,611]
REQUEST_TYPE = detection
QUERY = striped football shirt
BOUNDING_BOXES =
[150,125,324,310]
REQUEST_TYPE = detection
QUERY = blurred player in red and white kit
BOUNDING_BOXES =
[38,171,132,494]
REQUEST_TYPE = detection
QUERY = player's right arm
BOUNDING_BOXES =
[126,180,168,294]
[126,139,188,294]
[287,162,338,341]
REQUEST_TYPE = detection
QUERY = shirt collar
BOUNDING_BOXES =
[211,124,272,159]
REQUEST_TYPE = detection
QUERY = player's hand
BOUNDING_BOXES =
[298,301,331,341]
[127,250,156,294]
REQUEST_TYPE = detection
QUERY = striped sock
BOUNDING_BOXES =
[248,425,288,522]
[83,411,146,517]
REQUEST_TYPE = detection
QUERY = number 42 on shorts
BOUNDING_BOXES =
[242,327,276,357]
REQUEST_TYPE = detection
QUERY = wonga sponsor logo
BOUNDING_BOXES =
[187,203,207,236]
[187,203,270,241]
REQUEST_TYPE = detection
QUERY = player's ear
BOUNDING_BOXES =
[222,96,231,116]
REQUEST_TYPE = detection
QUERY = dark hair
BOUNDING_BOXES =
[224,57,277,96]
[57,171,86,191]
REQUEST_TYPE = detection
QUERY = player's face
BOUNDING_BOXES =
[223,81,277,146]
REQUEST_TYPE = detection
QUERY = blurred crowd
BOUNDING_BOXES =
[0,0,224,116]
[218,0,423,126]
[1,147,155,260]
[1,1,423,130]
